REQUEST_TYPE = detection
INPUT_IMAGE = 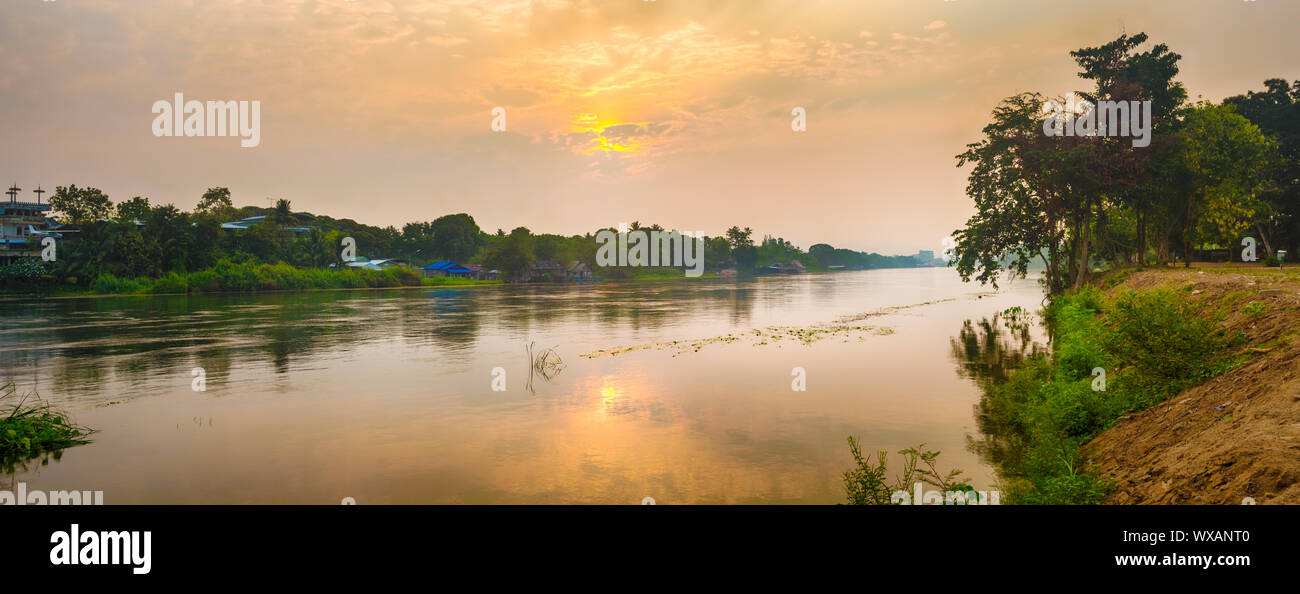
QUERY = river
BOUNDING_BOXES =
[0,267,1046,503]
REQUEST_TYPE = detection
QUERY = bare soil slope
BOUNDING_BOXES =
[1086,265,1300,504]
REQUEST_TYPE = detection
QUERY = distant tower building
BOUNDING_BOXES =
[917,250,935,261]
[1,183,55,265]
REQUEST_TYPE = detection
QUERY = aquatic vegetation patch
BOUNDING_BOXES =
[525,341,567,393]
[526,341,566,379]
[1,383,93,472]
[582,324,891,358]
[834,298,956,324]
[581,298,954,358]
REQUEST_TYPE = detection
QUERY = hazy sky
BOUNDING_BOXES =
[2,0,1296,254]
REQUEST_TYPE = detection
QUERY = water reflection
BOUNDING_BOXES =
[0,283,759,403]
[949,308,1049,470]
[1,270,1049,503]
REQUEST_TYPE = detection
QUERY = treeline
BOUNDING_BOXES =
[951,32,1299,295]
[4,185,936,292]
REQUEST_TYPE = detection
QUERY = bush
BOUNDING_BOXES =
[1,383,92,472]
[975,284,1239,504]
[85,259,441,295]
[843,438,972,505]
[1104,288,1238,395]
[0,258,50,293]
[151,271,189,294]
[90,273,147,294]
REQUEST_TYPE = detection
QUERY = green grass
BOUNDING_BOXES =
[1243,300,1268,319]
[81,260,498,295]
[0,383,93,472]
[421,275,497,287]
[977,285,1243,504]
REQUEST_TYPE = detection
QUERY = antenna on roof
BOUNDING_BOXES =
[6,183,19,204]
[33,185,45,204]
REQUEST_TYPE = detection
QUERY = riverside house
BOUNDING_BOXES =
[757,260,806,275]
[567,261,593,281]
[465,264,498,281]
[528,260,567,282]
[423,261,474,278]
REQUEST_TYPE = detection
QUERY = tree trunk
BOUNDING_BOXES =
[1072,217,1091,287]
[1255,223,1274,260]
[1075,233,1090,286]
[1137,206,1146,266]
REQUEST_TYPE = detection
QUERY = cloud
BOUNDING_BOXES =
[424,35,469,47]
[924,20,947,31]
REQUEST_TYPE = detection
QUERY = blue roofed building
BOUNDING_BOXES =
[220,215,312,234]
[422,261,473,278]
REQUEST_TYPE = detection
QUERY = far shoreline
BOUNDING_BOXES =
[0,266,966,302]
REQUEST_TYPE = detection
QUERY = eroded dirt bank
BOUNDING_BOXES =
[1086,266,1300,504]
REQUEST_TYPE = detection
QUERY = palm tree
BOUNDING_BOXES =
[272,199,293,226]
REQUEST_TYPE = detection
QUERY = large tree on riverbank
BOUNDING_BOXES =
[951,33,1289,294]
[1174,103,1281,264]
[950,92,1087,293]
[1225,79,1300,258]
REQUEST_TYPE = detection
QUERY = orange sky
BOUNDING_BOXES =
[2,0,1296,253]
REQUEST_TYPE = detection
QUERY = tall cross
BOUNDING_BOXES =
[6,184,19,203]
[33,186,45,204]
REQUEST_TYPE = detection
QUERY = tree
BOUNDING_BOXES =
[146,204,191,272]
[271,199,293,226]
[724,226,753,250]
[115,196,152,222]
[1226,79,1300,258]
[724,226,758,270]
[1070,32,1187,266]
[1175,103,1280,263]
[49,185,113,224]
[195,187,234,219]
[400,221,436,265]
[484,227,533,281]
[104,225,162,278]
[809,243,836,267]
[705,236,732,269]
[951,92,1078,293]
[429,213,481,262]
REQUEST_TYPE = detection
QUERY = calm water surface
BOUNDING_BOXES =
[1,268,1046,503]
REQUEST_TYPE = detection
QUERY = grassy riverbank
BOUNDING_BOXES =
[17,260,498,297]
[979,264,1298,503]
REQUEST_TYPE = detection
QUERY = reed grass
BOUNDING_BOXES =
[0,383,93,471]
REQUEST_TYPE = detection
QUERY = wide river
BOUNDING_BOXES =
[1,268,1045,504]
